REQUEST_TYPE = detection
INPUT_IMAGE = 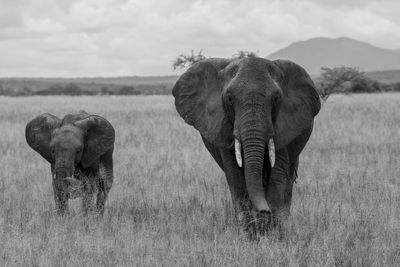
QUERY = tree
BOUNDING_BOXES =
[232,50,258,59]
[316,66,364,101]
[173,50,259,70]
[117,85,139,95]
[349,78,381,93]
[172,50,206,70]
[101,86,111,95]
[65,83,83,95]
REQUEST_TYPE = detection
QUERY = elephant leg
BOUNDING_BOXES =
[81,177,96,215]
[53,189,68,216]
[202,136,245,209]
[220,149,248,213]
[52,178,68,215]
[96,191,107,215]
[96,164,113,215]
[219,148,268,238]
[82,191,95,215]
[285,158,298,211]
[266,148,290,228]
[52,169,68,215]
[202,138,248,216]
[283,126,312,214]
[203,137,269,238]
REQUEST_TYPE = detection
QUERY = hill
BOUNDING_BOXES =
[267,37,400,74]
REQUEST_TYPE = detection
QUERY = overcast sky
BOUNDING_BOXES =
[0,0,399,77]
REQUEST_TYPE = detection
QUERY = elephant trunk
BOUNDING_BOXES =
[55,166,74,180]
[239,113,273,212]
[53,157,84,199]
[54,149,78,178]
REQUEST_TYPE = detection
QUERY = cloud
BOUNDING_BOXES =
[0,0,399,76]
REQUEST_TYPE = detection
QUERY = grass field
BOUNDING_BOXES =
[0,94,399,266]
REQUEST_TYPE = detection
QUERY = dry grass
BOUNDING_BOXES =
[0,94,399,266]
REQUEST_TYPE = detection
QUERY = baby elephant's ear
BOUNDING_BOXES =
[74,115,115,168]
[25,113,61,163]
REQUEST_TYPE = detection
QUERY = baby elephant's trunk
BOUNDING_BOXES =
[64,177,84,199]
[54,157,84,199]
[53,174,84,199]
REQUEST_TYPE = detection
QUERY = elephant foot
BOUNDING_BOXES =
[54,192,69,216]
[56,209,69,217]
[96,191,107,216]
[81,192,96,215]
[239,210,273,240]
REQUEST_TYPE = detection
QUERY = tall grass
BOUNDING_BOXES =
[0,94,399,266]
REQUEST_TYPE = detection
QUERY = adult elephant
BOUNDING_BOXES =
[26,111,115,215]
[172,57,320,235]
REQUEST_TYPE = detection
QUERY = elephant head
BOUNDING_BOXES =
[173,57,320,213]
[25,112,115,199]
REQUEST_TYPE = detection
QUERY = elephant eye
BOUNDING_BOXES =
[226,92,234,105]
[272,93,281,106]
[76,148,81,154]
[228,66,238,77]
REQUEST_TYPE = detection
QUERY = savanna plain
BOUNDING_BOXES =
[0,94,399,266]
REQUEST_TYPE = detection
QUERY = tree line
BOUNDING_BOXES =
[1,50,399,97]
[0,82,173,96]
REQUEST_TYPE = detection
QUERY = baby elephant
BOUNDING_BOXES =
[26,111,115,215]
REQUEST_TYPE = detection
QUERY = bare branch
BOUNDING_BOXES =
[232,51,258,59]
[172,50,207,70]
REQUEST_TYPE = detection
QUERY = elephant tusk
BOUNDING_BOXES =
[268,138,275,168]
[234,139,243,168]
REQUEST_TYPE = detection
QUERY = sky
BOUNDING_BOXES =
[0,0,399,77]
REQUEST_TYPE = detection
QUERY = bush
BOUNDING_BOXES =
[380,82,400,92]
[0,86,32,96]
[65,83,84,95]
[34,83,94,96]
[349,78,382,93]
[116,86,140,95]
[101,87,112,95]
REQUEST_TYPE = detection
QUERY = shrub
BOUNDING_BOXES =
[316,66,364,100]
[116,86,140,95]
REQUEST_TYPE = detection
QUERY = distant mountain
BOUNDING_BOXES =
[267,37,400,74]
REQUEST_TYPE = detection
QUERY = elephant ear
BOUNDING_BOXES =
[25,113,61,163]
[172,58,233,147]
[273,60,321,147]
[74,115,115,168]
